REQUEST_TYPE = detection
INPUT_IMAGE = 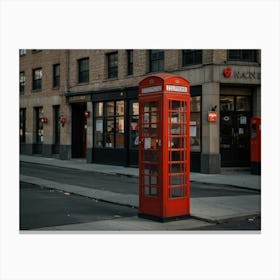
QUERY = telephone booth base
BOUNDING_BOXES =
[138,213,191,223]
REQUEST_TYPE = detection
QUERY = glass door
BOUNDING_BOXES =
[220,95,251,166]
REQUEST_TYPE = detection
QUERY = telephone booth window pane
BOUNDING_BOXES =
[170,187,186,198]
[145,187,157,196]
[144,164,158,175]
[171,101,180,110]
[144,150,158,162]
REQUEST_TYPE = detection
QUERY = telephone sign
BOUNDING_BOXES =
[138,73,190,221]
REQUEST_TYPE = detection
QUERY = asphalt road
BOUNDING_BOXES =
[20,181,260,231]
[20,181,137,230]
[20,162,260,198]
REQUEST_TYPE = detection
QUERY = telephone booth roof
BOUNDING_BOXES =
[139,73,190,95]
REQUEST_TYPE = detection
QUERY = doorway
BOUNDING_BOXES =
[220,95,251,167]
[72,103,87,158]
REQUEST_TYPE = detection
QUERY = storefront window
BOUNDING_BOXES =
[20,108,26,143]
[53,105,60,145]
[94,100,125,148]
[129,101,139,149]
[236,96,251,111]
[220,96,234,111]
[35,107,44,143]
[190,96,201,152]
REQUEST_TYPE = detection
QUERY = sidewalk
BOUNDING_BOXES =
[20,155,261,230]
[20,155,261,190]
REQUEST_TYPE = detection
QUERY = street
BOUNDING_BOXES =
[20,162,259,197]
[20,162,261,230]
[20,181,137,230]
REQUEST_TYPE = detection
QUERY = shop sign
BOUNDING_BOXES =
[208,111,217,122]
[223,67,261,80]
[68,95,91,103]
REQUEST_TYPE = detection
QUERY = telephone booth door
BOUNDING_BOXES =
[138,96,162,217]
[138,73,190,221]
[164,98,190,218]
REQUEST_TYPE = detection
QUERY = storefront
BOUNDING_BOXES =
[66,85,202,170]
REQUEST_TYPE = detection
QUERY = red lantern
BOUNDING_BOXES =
[41,117,48,124]
[84,111,90,118]
[60,116,66,126]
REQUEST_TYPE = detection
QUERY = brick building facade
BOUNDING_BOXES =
[19,49,261,173]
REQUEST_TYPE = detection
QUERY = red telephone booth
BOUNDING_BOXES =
[138,73,190,221]
[250,116,261,175]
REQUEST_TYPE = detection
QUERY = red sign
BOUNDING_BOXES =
[208,111,217,122]
[223,67,232,78]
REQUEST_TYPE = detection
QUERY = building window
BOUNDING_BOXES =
[20,108,26,143]
[228,50,257,62]
[94,100,125,148]
[31,49,42,53]
[53,64,60,88]
[53,105,60,145]
[149,50,164,72]
[107,52,118,79]
[127,50,133,75]
[19,49,26,56]
[32,68,42,90]
[20,72,25,93]
[35,107,44,144]
[78,58,89,83]
[190,96,201,152]
[182,50,202,66]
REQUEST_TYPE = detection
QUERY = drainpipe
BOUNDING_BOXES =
[65,49,70,95]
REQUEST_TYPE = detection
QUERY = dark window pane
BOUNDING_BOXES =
[20,108,26,143]
[228,50,257,62]
[53,105,60,144]
[127,50,133,75]
[20,72,25,93]
[149,50,164,72]
[32,68,42,90]
[236,96,251,111]
[53,64,60,87]
[78,58,89,83]
[182,50,202,66]
[108,52,118,79]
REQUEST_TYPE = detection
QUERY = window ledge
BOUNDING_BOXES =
[32,89,42,93]
[77,82,89,86]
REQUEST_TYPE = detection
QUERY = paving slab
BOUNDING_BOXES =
[190,195,261,222]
